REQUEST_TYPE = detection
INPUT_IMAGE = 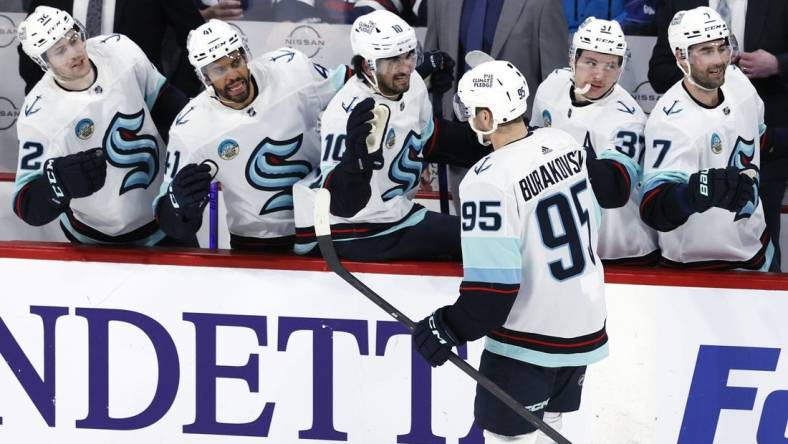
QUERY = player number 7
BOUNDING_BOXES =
[651,139,672,168]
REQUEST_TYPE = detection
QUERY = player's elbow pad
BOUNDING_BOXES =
[445,289,518,342]
[155,197,202,240]
[639,183,692,232]
[587,158,630,209]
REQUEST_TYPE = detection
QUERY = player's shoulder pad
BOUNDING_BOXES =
[649,82,689,122]
[261,47,310,69]
[610,86,645,119]
[18,81,61,131]
[326,77,368,115]
[532,126,578,148]
[168,93,219,142]
[87,33,146,65]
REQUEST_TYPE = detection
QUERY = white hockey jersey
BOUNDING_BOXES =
[643,66,771,268]
[460,127,608,367]
[293,72,434,253]
[159,48,344,246]
[14,34,166,245]
[531,68,657,262]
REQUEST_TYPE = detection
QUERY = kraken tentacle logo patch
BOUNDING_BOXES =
[245,135,312,215]
[728,136,759,220]
[382,130,423,201]
[103,110,160,195]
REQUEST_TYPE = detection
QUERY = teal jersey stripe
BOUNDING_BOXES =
[463,267,521,285]
[60,215,166,247]
[145,75,167,111]
[294,241,317,255]
[328,66,348,92]
[336,207,428,242]
[599,149,641,192]
[152,179,170,214]
[485,337,609,368]
[642,170,689,195]
[462,236,522,270]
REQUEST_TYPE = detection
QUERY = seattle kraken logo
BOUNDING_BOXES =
[382,131,423,201]
[103,110,159,195]
[245,135,312,215]
[728,136,759,220]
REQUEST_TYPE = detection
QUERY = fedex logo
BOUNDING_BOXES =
[680,345,788,443]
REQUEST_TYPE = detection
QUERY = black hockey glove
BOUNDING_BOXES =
[413,307,461,367]
[687,167,754,213]
[417,51,456,96]
[167,163,213,220]
[44,148,107,205]
[341,97,384,173]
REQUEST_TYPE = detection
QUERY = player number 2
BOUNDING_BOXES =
[536,180,596,281]
[461,201,502,231]
[20,141,43,170]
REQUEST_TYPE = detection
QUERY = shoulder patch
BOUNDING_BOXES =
[616,100,636,115]
[24,95,42,117]
[662,100,683,116]
[474,156,492,175]
[175,106,194,126]
[270,49,296,63]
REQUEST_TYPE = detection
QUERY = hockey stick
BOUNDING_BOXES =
[313,188,572,444]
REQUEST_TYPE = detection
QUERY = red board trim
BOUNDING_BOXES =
[0,241,786,291]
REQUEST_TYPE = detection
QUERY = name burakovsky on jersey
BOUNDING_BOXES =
[14,34,168,245]
[159,47,345,249]
[461,128,608,365]
[531,68,658,262]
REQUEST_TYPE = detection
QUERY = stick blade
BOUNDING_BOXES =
[314,188,331,237]
[465,50,494,68]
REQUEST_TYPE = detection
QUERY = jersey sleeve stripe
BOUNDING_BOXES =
[641,170,689,195]
[461,237,522,270]
[462,267,521,285]
[145,75,167,111]
[598,149,640,192]
[459,285,520,295]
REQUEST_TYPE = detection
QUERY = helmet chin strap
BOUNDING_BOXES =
[469,111,496,146]
[362,72,400,100]
[677,57,726,92]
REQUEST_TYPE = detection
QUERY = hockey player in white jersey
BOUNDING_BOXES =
[155,19,351,251]
[641,7,774,271]
[531,17,658,264]
[13,6,190,246]
[413,61,607,443]
[293,10,488,261]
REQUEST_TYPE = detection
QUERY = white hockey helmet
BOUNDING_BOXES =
[668,6,729,61]
[570,17,627,70]
[456,60,529,145]
[350,10,417,90]
[187,19,251,85]
[18,6,85,71]
[668,7,730,90]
